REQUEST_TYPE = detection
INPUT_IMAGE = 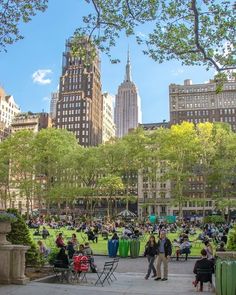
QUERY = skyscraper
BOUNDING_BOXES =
[55,37,103,146]
[50,91,59,120]
[102,92,116,143]
[114,52,142,138]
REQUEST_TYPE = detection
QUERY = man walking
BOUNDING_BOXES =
[155,231,172,281]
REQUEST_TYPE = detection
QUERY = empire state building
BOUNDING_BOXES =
[114,52,142,138]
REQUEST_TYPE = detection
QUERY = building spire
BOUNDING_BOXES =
[125,48,132,82]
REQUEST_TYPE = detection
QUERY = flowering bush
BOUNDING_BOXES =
[0,211,17,222]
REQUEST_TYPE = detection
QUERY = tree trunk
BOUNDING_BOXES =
[202,174,207,218]
[126,197,129,211]
[107,197,110,219]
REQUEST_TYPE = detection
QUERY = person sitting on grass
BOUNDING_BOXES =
[38,240,49,257]
[42,226,49,239]
[176,238,191,261]
[87,228,98,243]
[55,233,65,248]
[33,227,40,236]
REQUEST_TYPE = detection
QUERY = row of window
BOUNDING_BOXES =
[171,86,215,93]
[57,116,88,123]
[173,98,236,110]
[58,108,89,115]
[186,109,236,116]
[62,95,81,102]
[143,192,167,198]
[170,84,236,94]
[58,101,89,109]
[143,183,167,189]
[180,201,212,208]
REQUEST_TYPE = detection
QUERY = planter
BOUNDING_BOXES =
[0,222,11,245]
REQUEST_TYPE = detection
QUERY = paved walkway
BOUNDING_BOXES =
[0,257,215,295]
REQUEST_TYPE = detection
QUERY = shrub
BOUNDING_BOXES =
[6,208,43,266]
[227,225,236,251]
[203,215,225,224]
[47,247,59,265]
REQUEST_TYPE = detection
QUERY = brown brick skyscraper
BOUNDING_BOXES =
[56,38,102,146]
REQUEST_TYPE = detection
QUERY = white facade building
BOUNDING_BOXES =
[102,92,116,143]
[170,78,236,131]
[0,87,20,127]
[114,52,142,138]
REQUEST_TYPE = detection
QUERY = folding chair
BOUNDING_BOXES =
[108,258,119,281]
[53,260,70,283]
[73,255,90,283]
[195,268,213,292]
[79,258,90,283]
[95,261,114,286]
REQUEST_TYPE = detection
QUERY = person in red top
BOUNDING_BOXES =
[55,233,65,248]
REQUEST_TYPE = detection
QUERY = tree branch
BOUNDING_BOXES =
[125,0,136,19]
[191,0,221,71]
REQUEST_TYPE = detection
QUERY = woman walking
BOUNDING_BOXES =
[144,235,158,279]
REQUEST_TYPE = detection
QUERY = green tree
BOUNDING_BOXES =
[72,146,103,216]
[5,130,36,218]
[210,124,236,221]
[0,0,48,51]
[159,122,199,218]
[77,0,236,72]
[119,128,147,210]
[0,139,11,208]
[6,208,41,266]
[196,122,216,217]
[33,128,78,214]
[98,175,124,219]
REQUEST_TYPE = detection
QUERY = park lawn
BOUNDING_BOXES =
[29,227,207,257]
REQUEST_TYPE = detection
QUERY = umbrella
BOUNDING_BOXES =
[117,209,136,218]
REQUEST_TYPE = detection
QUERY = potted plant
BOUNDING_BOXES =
[0,211,17,245]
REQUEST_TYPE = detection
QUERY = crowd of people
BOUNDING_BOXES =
[28,215,234,290]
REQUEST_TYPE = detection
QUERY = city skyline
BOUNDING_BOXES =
[0,0,216,124]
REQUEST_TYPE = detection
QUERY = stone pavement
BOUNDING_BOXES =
[0,256,215,295]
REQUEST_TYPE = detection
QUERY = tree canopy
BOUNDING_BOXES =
[0,0,48,51]
[77,0,236,73]
[1,123,236,219]
[1,0,235,73]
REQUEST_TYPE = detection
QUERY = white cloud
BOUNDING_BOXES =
[136,31,148,40]
[42,96,50,101]
[32,69,52,85]
[171,68,184,76]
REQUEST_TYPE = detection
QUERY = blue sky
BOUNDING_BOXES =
[0,0,216,123]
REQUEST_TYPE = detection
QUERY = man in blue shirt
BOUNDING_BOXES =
[154,231,172,281]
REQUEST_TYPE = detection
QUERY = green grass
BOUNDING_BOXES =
[30,226,210,257]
